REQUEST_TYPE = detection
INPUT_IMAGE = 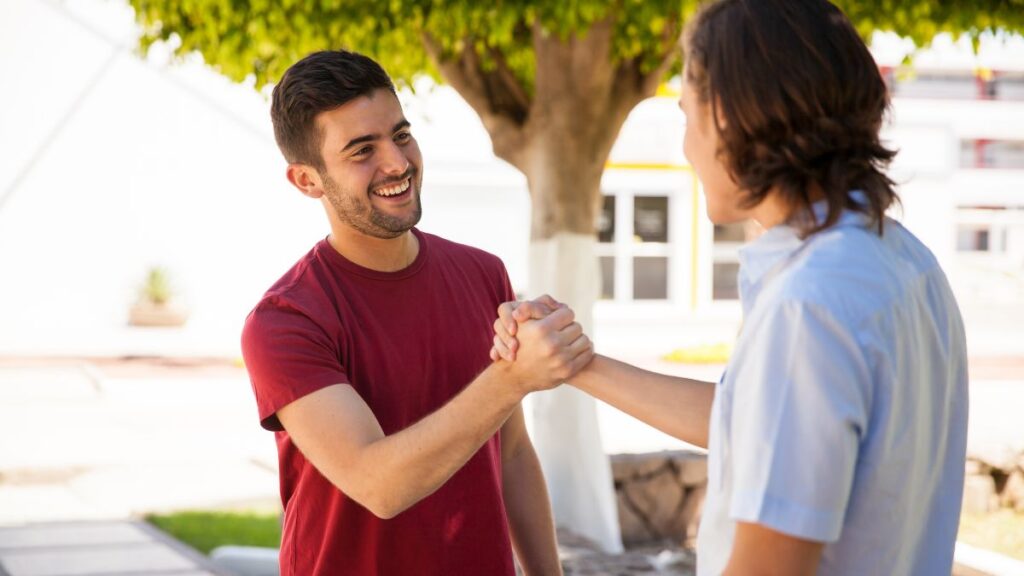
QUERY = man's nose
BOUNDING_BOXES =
[380,141,410,175]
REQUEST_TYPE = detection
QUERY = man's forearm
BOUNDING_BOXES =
[503,440,562,576]
[288,358,524,516]
[329,362,526,518]
[281,304,590,520]
[569,354,716,448]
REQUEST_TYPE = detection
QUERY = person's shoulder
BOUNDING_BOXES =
[257,244,318,299]
[773,218,946,324]
[421,230,506,271]
[767,225,897,319]
[245,241,337,328]
[879,217,941,273]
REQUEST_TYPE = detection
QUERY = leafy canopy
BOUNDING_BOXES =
[132,1,697,90]
[131,0,1023,92]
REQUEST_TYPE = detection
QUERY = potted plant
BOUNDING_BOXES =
[128,266,189,327]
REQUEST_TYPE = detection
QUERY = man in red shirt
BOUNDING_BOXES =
[241,50,590,575]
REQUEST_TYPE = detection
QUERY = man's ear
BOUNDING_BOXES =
[286,163,323,199]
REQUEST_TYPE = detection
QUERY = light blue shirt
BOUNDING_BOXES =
[697,205,969,576]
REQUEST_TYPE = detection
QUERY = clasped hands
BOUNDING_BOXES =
[488,295,594,394]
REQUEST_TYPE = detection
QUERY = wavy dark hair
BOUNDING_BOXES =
[684,0,898,235]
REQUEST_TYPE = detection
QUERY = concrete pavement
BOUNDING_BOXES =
[0,520,226,576]
[0,349,1021,575]
[0,361,279,526]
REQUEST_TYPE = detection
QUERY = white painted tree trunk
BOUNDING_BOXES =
[526,232,623,553]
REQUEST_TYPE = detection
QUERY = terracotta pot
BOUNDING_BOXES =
[128,300,189,327]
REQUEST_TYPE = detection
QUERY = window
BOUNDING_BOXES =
[599,256,615,300]
[598,195,615,243]
[596,191,673,302]
[634,257,668,300]
[957,225,1000,253]
[713,262,740,300]
[710,222,749,300]
[634,196,669,243]
[961,139,1024,170]
[994,74,1024,100]
[955,206,1016,254]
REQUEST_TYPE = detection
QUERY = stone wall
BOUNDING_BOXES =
[963,455,1024,515]
[610,450,707,548]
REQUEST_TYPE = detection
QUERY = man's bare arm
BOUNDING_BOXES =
[277,307,592,519]
[723,522,824,576]
[500,406,562,575]
[570,354,715,449]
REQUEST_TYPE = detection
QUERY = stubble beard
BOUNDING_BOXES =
[321,170,423,240]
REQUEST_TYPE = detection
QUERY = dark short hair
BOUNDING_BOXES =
[271,50,396,168]
[684,0,898,235]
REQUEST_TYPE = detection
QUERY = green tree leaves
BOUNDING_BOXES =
[131,1,1023,94]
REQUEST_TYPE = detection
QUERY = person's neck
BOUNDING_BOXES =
[327,226,419,272]
[751,183,826,230]
[751,193,793,230]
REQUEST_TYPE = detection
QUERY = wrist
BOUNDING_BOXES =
[488,360,531,403]
[566,354,602,389]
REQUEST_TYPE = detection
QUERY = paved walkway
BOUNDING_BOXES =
[0,521,225,576]
[0,358,702,575]
[0,356,1021,575]
[0,521,695,576]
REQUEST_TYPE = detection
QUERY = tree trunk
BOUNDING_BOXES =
[521,131,623,552]
[426,16,680,553]
[527,238,623,552]
[512,20,651,552]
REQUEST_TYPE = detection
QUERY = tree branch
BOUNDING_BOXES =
[612,15,683,108]
[422,33,529,170]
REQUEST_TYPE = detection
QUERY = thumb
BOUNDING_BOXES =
[513,301,555,322]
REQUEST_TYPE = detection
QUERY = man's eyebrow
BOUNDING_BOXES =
[341,120,412,152]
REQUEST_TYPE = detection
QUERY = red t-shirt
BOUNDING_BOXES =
[241,229,516,575]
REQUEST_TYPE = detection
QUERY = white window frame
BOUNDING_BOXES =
[595,172,691,309]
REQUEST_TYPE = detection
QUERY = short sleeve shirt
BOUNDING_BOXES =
[697,208,969,576]
[241,228,517,576]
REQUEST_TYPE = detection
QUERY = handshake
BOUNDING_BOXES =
[488,295,595,395]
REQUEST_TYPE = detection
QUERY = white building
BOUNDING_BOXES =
[1,2,1021,359]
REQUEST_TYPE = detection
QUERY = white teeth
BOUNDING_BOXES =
[374,179,410,197]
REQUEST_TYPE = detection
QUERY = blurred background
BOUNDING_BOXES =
[1,0,1023,574]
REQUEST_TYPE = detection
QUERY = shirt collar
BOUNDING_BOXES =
[737,192,873,301]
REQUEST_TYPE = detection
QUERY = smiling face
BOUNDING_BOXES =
[311,88,424,240]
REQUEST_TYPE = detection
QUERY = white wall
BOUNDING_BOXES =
[0,0,532,356]
[2,0,1023,359]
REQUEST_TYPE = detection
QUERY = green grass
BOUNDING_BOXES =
[147,506,1024,561]
[959,509,1024,561]
[146,510,282,555]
